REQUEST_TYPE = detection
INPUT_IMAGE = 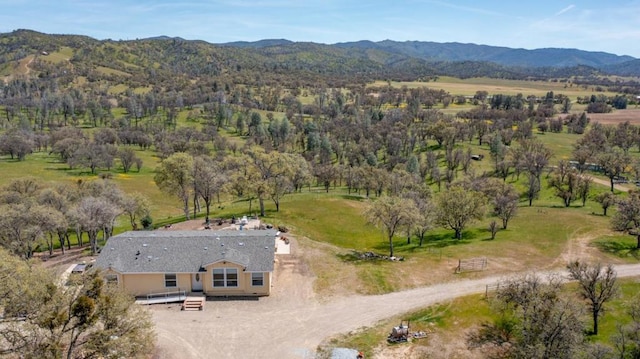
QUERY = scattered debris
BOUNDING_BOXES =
[352,250,404,261]
[387,320,429,343]
[277,225,289,233]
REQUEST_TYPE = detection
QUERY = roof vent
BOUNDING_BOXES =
[147,255,152,260]
[239,242,244,246]
[204,247,208,250]
[163,247,167,251]
[142,243,148,247]
[221,243,224,246]
[216,237,220,241]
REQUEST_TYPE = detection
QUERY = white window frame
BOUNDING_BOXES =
[164,273,177,288]
[212,268,238,288]
[105,274,119,285]
[251,272,264,286]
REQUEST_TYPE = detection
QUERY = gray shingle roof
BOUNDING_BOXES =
[95,230,277,273]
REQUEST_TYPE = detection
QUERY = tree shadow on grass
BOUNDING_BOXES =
[594,240,640,259]
[421,231,474,248]
[337,194,367,202]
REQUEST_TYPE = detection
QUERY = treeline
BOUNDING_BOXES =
[0,177,150,258]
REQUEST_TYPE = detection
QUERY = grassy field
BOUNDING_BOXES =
[371,77,618,99]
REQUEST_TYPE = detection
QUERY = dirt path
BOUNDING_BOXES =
[24,56,34,75]
[151,240,640,359]
[590,176,630,192]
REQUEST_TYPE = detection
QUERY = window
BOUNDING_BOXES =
[165,273,177,288]
[212,268,238,288]
[251,272,264,286]
[213,269,225,287]
[105,274,118,285]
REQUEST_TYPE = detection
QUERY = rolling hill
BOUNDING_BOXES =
[1,29,639,88]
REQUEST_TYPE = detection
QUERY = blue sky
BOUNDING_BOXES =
[1,0,639,57]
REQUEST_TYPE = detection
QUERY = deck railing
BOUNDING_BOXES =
[143,289,187,304]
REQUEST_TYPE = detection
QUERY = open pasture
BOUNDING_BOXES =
[587,108,640,125]
[372,76,618,99]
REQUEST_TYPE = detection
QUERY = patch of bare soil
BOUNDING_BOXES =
[372,331,484,359]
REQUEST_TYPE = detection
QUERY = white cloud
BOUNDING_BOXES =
[554,4,575,16]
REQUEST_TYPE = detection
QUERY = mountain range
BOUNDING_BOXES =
[224,38,637,69]
[1,29,639,83]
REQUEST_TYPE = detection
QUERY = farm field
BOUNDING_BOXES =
[372,77,619,99]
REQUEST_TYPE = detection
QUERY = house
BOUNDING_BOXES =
[95,230,277,297]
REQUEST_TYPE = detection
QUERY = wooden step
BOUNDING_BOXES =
[181,298,205,311]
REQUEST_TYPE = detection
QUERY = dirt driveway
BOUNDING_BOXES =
[150,237,640,359]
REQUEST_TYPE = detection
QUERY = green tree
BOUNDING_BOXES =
[595,192,616,216]
[154,152,194,219]
[612,191,640,248]
[598,148,631,192]
[364,195,418,257]
[470,273,584,359]
[0,249,155,358]
[435,186,486,240]
[548,167,581,207]
[517,139,552,206]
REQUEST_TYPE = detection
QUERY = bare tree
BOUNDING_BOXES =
[567,261,618,335]
[493,183,519,229]
[488,220,499,239]
[118,147,140,173]
[192,157,228,221]
[72,197,120,255]
[121,192,150,230]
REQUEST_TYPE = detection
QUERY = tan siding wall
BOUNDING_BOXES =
[120,273,190,296]
[107,263,271,297]
[202,262,271,296]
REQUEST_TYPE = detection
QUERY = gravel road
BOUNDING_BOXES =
[151,248,640,359]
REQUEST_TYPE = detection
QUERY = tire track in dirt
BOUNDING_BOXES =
[151,258,640,359]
